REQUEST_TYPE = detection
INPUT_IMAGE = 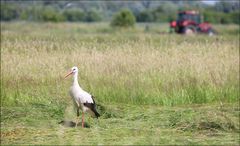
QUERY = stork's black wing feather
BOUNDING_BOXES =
[83,96,100,118]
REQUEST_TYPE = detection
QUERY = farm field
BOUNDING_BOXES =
[1,22,239,145]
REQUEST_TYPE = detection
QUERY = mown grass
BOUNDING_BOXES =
[1,22,239,145]
[1,103,239,145]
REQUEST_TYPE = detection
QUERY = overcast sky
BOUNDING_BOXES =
[201,0,217,5]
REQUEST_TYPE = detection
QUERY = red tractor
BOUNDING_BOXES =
[170,10,215,35]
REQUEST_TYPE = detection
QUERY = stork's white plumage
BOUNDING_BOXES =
[65,66,100,128]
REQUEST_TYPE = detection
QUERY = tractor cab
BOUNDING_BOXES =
[177,11,201,24]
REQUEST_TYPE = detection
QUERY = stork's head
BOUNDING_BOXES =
[65,66,78,78]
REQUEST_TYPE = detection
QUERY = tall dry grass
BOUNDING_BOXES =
[1,22,239,106]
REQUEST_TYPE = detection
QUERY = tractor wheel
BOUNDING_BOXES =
[207,28,215,36]
[183,26,196,35]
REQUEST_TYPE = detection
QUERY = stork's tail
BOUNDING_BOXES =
[93,109,100,118]
[83,102,100,118]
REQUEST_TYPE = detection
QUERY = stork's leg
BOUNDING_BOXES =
[75,108,80,128]
[82,112,84,128]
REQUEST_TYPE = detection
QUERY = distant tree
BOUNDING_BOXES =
[137,10,154,22]
[151,2,177,22]
[0,4,18,21]
[141,0,151,9]
[63,9,85,21]
[152,5,168,22]
[85,10,102,22]
[110,9,136,28]
[41,7,65,22]
[203,10,238,24]
[20,6,42,21]
[140,0,152,29]
[1,0,239,24]
[215,1,239,13]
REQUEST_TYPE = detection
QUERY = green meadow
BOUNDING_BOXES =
[1,22,239,145]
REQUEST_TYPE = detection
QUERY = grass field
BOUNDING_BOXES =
[1,22,239,145]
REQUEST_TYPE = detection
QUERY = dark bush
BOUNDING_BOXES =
[203,11,216,23]
[111,9,136,27]
[220,15,231,24]
[229,11,240,24]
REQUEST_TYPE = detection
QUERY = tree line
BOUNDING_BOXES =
[1,1,239,24]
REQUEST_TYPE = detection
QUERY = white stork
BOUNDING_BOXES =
[65,66,100,128]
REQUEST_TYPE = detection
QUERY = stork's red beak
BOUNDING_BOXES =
[64,71,73,78]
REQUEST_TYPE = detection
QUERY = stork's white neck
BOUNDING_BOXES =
[72,72,83,90]
[73,72,79,85]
